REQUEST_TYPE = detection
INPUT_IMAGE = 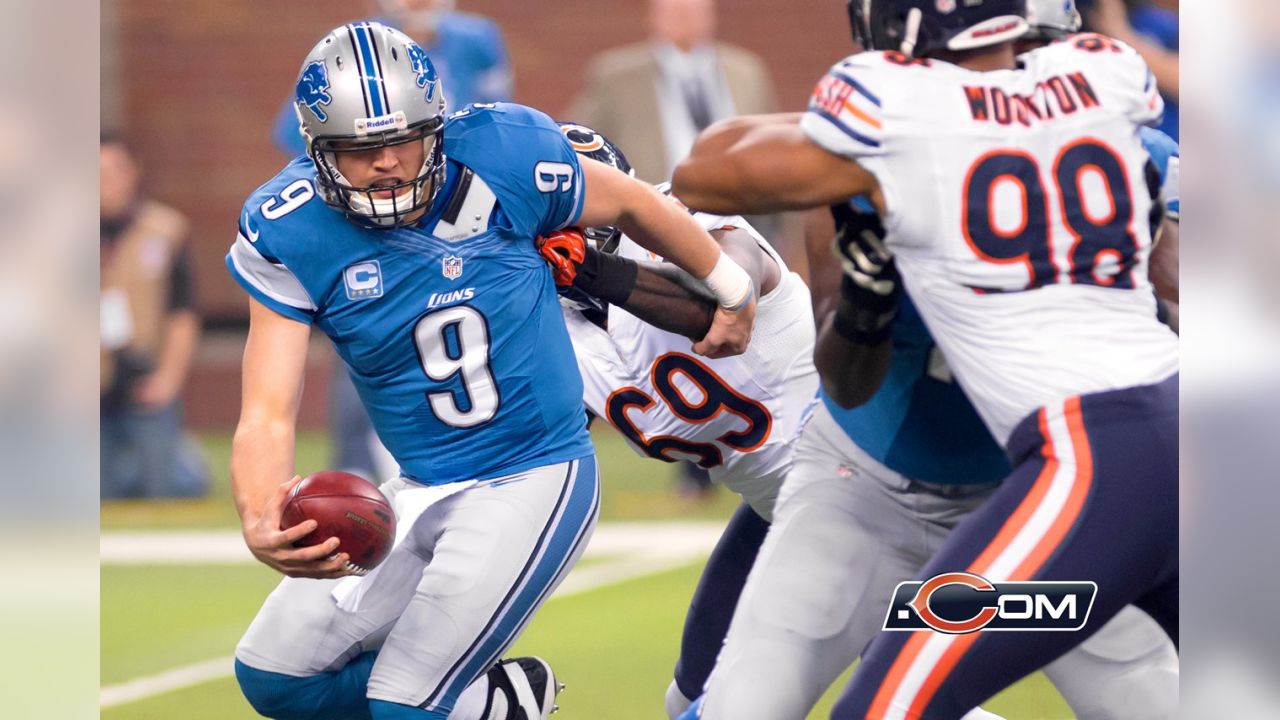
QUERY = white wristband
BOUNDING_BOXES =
[703,252,754,310]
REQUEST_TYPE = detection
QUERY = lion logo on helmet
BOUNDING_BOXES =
[405,43,440,103]
[296,60,333,123]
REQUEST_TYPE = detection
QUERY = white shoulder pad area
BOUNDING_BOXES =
[1033,36,1164,126]
[431,169,499,242]
[228,232,316,312]
[800,53,885,161]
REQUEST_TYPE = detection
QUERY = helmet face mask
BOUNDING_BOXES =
[310,119,446,228]
[293,22,448,229]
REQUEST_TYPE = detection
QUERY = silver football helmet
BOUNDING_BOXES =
[293,22,448,228]
[1024,0,1082,42]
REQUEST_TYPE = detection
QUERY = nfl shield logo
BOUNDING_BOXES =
[442,255,464,281]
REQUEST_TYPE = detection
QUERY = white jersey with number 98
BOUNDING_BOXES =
[800,39,1179,444]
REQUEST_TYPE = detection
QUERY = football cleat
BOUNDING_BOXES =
[483,656,563,720]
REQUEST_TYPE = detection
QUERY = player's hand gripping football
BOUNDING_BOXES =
[242,475,352,579]
[536,229,587,286]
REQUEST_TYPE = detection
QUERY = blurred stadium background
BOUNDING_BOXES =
[98,1,1192,718]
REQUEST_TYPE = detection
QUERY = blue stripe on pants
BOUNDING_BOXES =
[423,454,599,712]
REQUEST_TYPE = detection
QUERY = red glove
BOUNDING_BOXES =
[536,228,587,287]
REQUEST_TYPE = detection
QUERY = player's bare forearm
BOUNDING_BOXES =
[815,315,892,409]
[579,158,756,356]
[232,300,348,577]
[233,299,310,524]
[231,418,298,523]
[624,261,717,339]
[673,114,880,215]
[1149,218,1179,305]
[579,158,720,277]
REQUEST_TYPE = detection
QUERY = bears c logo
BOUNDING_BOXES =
[885,573,1098,634]
[560,123,606,153]
[908,572,999,634]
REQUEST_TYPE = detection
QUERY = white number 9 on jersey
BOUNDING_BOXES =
[534,161,574,193]
[414,305,500,428]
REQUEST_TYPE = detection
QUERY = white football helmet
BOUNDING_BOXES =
[1024,0,1082,42]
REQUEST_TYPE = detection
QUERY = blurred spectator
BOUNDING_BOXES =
[567,0,785,499]
[270,0,513,158]
[271,1,512,482]
[566,0,777,184]
[1085,0,1179,139]
[100,134,209,499]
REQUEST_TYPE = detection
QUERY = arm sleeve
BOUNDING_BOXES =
[225,224,317,324]
[799,55,885,161]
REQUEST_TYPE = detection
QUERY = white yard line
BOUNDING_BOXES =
[101,656,236,709]
[100,522,723,709]
[100,521,724,565]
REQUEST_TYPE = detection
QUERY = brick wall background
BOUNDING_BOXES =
[107,0,852,427]
[110,0,852,320]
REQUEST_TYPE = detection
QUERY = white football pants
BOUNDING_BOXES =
[236,456,599,714]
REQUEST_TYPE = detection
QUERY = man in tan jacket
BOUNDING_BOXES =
[567,0,795,498]
[566,0,777,185]
[100,134,209,499]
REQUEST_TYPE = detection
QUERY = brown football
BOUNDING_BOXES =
[281,471,396,575]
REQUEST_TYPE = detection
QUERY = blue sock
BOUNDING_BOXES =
[235,653,376,720]
[677,695,705,720]
[368,699,449,719]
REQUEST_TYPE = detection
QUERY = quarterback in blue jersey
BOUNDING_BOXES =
[227,23,756,720]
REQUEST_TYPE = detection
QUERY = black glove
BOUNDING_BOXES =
[829,202,901,345]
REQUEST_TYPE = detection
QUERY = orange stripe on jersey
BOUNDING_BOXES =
[842,98,884,130]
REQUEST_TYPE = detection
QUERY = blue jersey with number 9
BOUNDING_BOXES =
[227,103,594,485]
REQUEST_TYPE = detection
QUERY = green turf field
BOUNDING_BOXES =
[100,427,1071,719]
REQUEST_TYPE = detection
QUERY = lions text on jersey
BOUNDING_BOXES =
[228,103,594,484]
